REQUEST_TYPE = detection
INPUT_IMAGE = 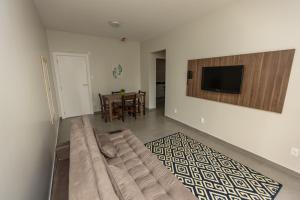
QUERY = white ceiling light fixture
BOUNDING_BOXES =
[108,20,121,28]
[120,37,127,42]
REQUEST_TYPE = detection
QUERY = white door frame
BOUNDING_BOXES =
[52,52,93,118]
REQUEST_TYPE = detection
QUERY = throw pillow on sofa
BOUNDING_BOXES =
[95,133,117,158]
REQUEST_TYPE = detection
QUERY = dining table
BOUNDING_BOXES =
[102,92,143,122]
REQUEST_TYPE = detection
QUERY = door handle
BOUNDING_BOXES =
[82,83,89,86]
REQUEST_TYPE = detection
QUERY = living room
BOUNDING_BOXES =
[1,0,299,200]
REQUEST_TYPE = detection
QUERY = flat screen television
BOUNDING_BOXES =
[201,65,244,94]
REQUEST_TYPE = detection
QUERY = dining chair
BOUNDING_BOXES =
[98,93,109,122]
[138,90,146,115]
[111,91,123,109]
[99,93,122,122]
[120,94,137,122]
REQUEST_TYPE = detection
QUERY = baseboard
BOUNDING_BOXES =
[48,117,61,200]
[165,115,300,179]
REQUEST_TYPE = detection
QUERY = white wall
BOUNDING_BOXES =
[0,0,59,200]
[141,0,300,173]
[47,30,141,113]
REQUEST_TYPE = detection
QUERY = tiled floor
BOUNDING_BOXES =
[55,106,300,200]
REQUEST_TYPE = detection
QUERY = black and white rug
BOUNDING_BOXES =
[145,132,282,200]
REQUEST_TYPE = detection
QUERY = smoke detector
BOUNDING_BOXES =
[108,20,121,28]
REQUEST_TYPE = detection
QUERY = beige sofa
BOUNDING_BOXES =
[69,116,197,200]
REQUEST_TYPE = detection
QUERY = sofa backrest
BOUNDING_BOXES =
[69,116,119,200]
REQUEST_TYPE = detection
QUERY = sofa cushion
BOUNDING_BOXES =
[69,116,119,200]
[82,126,119,200]
[107,129,197,200]
[107,156,126,169]
[107,165,147,200]
[69,127,101,200]
[70,117,197,200]
[82,115,93,128]
[95,133,117,158]
[70,117,84,130]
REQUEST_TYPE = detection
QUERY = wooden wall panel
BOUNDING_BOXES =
[186,49,295,113]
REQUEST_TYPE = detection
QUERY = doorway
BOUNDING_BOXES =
[156,58,166,110]
[149,49,166,114]
[53,53,93,118]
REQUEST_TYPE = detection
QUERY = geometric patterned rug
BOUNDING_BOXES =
[145,132,282,200]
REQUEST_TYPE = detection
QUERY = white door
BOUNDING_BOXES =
[55,54,92,118]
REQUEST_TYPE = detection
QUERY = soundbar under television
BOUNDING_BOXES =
[201,65,244,94]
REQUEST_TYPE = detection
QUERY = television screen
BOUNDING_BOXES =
[201,65,244,94]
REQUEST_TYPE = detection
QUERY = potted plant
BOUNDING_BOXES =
[120,89,125,95]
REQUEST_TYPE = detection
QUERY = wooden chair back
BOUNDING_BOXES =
[98,93,108,122]
[121,94,137,121]
[122,94,137,107]
[138,90,146,103]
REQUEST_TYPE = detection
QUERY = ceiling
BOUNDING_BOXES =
[34,0,234,41]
